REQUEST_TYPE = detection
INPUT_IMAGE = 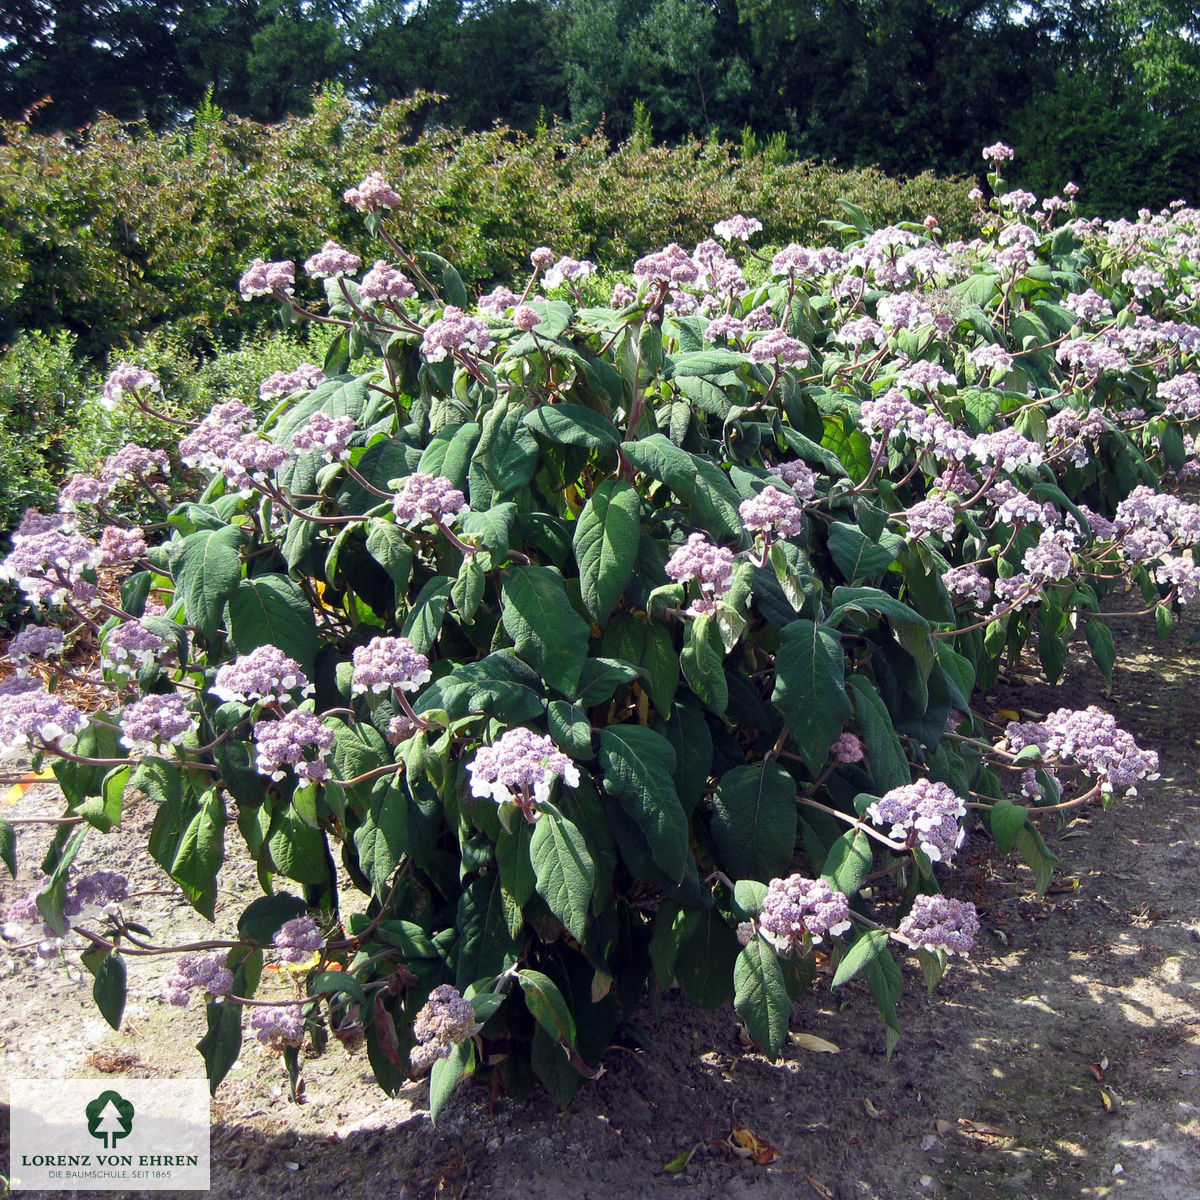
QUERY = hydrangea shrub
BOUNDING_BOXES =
[2,147,1190,1117]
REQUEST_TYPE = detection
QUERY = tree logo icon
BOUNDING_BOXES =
[85,1090,135,1149]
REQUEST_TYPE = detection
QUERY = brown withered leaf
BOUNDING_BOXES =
[730,1121,780,1165]
[805,1173,838,1199]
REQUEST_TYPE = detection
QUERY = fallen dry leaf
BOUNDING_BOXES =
[729,1121,780,1165]
[1099,1086,1124,1113]
[790,1032,841,1053]
[805,1173,838,1199]
[859,1097,888,1120]
[958,1119,1009,1138]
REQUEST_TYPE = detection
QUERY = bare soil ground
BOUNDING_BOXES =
[2,610,1199,1200]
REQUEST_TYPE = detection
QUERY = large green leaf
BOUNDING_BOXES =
[680,612,728,714]
[82,949,127,1031]
[847,675,910,792]
[530,813,595,941]
[172,526,244,641]
[601,613,678,714]
[402,575,452,654]
[365,519,414,591]
[501,565,590,695]
[710,762,797,881]
[171,788,225,919]
[832,928,888,987]
[524,404,621,448]
[675,908,739,1009]
[226,574,320,676]
[429,1038,473,1125]
[820,828,873,895]
[415,651,546,723]
[417,421,481,488]
[827,522,902,583]
[733,940,792,1057]
[353,781,411,896]
[454,874,520,989]
[772,620,851,772]
[623,434,742,540]
[573,479,640,624]
[598,725,689,883]
[198,995,243,1096]
[517,968,577,1047]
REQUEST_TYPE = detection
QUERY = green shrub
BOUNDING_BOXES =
[0,94,975,359]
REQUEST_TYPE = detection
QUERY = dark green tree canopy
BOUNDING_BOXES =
[1,0,1197,213]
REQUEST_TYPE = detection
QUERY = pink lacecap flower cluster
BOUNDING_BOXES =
[1005,706,1159,796]
[633,242,700,287]
[479,285,521,315]
[664,533,736,615]
[350,636,431,694]
[739,486,805,537]
[291,412,356,461]
[253,709,334,784]
[1022,528,1076,583]
[102,622,168,672]
[304,239,362,280]
[98,526,147,566]
[542,256,595,290]
[273,916,325,964]
[713,214,762,242]
[101,363,161,411]
[249,1004,306,1047]
[759,874,852,951]
[1062,289,1113,323]
[359,260,417,304]
[0,526,99,609]
[410,984,478,1073]
[767,459,818,500]
[420,306,494,362]
[119,693,196,755]
[5,870,128,957]
[392,472,469,526]
[239,258,295,300]
[705,314,746,343]
[1157,373,1200,420]
[211,645,311,705]
[982,141,1015,163]
[830,732,865,763]
[259,362,324,402]
[512,304,542,331]
[904,497,956,540]
[179,400,258,471]
[898,894,980,956]
[343,171,401,212]
[467,727,580,811]
[165,953,234,1007]
[215,434,292,495]
[7,625,65,673]
[942,564,992,606]
[866,780,966,863]
[749,329,809,367]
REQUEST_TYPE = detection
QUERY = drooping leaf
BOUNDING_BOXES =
[734,940,792,1057]
[429,1037,473,1125]
[710,761,797,881]
[171,525,244,642]
[573,479,640,624]
[772,620,851,772]
[530,813,595,942]
[598,725,689,883]
[226,574,320,676]
[501,565,590,696]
